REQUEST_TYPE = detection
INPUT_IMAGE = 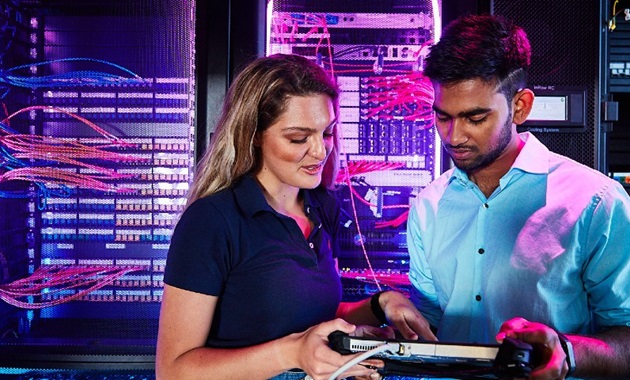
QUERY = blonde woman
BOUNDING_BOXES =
[156,54,435,380]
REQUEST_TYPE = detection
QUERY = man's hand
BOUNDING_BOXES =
[497,317,569,380]
[379,291,438,341]
[352,324,396,340]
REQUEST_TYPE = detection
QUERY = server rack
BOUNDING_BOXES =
[263,0,442,300]
[607,0,630,193]
[1,2,443,375]
[0,0,196,374]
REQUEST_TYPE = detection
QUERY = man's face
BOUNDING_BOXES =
[432,78,516,174]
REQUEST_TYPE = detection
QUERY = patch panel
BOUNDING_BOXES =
[269,2,440,292]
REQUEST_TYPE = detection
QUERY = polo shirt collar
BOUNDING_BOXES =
[233,174,322,217]
[233,175,274,216]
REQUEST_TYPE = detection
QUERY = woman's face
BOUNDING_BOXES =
[255,94,336,195]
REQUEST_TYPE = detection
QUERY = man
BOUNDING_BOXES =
[407,14,630,379]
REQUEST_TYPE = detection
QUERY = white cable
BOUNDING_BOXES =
[328,343,399,380]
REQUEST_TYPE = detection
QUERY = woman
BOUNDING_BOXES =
[156,54,435,380]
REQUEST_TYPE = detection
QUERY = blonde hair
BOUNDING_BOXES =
[186,54,340,206]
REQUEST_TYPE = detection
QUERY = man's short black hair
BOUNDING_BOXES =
[424,14,531,99]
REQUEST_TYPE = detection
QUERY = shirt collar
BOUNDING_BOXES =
[450,131,550,184]
[510,132,549,175]
[233,174,322,216]
[233,175,273,216]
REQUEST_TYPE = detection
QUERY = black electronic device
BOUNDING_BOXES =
[521,86,587,132]
[328,331,535,379]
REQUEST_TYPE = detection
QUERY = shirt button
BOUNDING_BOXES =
[478,248,485,254]
[309,242,314,249]
[483,203,489,209]
[475,294,482,301]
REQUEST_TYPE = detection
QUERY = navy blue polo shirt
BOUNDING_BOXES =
[164,175,343,348]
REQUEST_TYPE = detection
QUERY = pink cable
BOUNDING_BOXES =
[0,265,145,309]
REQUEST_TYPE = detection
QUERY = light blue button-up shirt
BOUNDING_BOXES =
[407,132,630,344]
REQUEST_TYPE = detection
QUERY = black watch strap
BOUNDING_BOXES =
[370,291,388,325]
[556,332,576,377]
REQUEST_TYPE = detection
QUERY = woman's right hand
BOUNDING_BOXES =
[281,318,382,380]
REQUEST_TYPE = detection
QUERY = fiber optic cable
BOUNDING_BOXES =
[336,160,405,184]
[0,105,144,202]
[0,264,145,309]
[2,105,131,143]
[362,72,434,123]
[0,57,146,98]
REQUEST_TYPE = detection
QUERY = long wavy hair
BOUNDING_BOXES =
[186,54,340,206]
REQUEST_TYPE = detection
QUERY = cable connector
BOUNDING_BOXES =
[373,50,384,75]
[328,343,399,380]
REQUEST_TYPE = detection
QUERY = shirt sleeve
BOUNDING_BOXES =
[163,198,232,295]
[407,200,443,329]
[582,183,630,329]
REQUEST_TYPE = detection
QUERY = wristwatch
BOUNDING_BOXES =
[556,332,576,377]
[370,291,389,326]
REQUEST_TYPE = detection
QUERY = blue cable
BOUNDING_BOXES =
[0,57,146,96]
[6,57,142,79]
